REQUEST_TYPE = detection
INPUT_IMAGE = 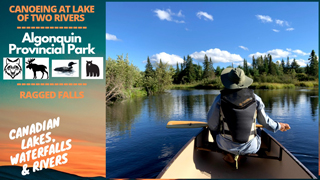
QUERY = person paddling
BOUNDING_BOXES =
[207,68,290,167]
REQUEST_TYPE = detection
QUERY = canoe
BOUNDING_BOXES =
[157,127,316,179]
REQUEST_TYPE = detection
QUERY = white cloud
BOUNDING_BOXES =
[285,21,289,26]
[177,10,184,17]
[292,49,308,56]
[256,15,272,23]
[148,52,184,65]
[286,28,294,31]
[185,28,189,31]
[106,33,120,41]
[154,9,185,23]
[249,49,290,59]
[239,46,249,51]
[275,19,289,26]
[154,9,172,21]
[272,29,280,32]
[275,19,284,26]
[190,48,243,63]
[286,48,292,51]
[196,11,213,21]
[234,61,252,67]
[288,58,308,67]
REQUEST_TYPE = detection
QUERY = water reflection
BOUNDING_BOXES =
[254,89,318,121]
[106,88,318,135]
[106,97,144,135]
[106,88,318,178]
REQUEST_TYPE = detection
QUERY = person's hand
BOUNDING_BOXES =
[279,123,290,132]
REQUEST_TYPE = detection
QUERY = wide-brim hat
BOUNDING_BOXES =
[220,68,253,89]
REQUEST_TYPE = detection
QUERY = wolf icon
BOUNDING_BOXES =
[4,58,22,79]
[86,61,100,77]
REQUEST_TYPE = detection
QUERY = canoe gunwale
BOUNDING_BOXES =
[262,130,317,179]
[157,127,317,179]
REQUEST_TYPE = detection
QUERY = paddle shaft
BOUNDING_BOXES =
[167,121,264,128]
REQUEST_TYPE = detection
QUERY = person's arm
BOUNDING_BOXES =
[255,94,290,132]
[207,94,221,133]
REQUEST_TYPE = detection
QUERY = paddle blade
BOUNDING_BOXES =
[166,121,208,128]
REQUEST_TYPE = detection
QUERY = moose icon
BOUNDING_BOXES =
[26,58,49,79]
[86,60,100,77]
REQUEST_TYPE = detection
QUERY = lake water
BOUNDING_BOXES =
[106,88,319,178]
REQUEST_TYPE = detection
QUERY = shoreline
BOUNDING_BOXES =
[170,81,318,90]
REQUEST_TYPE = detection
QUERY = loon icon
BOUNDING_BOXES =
[54,62,77,72]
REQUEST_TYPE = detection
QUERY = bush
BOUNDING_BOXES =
[250,83,295,89]
[296,73,309,81]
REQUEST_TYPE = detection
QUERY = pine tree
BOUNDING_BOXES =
[209,57,215,78]
[268,54,276,75]
[215,66,222,76]
[263,55,269,74]
[173,62,180,84]
[185,55,195,83]
[203,54,210,79]
[257,56,264,74]
[291,58,300,72]
[252,56,256,69]
[176,62,180,74]
[281,59,286,73]
[145,56,154,77]
[243,59,249,75]
[286,56,291,72]
[305,64,309,75]
[308,50,318,76]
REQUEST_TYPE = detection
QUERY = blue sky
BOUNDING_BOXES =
[106,2,318,71]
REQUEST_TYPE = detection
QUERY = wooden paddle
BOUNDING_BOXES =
[167,121,264,129]
[166,121,208,128]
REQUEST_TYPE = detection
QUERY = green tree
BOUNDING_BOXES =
[145,56,154,78]
[263,55,269,74]
[215,66,222,76]
[286,56,291,73]
[308,50,318,76]
[209,57,215,79]
[194,63,203,81]
[257,56,264,74]
[268,54,276,75]
[106,54,142,103]
[252,56,256,69]
[202,54,210,79]
[291,58,300,72]
[173,62,180,83]
[154,60,174,92]
[243,58,249,75]
[185,55,196,83]
[281,59,286,73]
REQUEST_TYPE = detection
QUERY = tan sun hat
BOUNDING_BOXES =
[220,68,253,89]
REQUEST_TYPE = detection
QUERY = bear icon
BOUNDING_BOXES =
[86,61,100,77]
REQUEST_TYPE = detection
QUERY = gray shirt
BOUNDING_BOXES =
[207,93,281,155]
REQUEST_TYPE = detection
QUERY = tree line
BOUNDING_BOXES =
[106,50,318,104]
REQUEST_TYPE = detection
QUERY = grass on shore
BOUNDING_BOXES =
[170,81,318,90]
[294,81,318,87]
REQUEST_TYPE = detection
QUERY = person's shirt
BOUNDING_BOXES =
[207,93,281,155]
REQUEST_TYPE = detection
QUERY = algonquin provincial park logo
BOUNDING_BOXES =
[4,58,22,79]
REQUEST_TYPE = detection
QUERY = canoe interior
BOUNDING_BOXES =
[157,127,316,179]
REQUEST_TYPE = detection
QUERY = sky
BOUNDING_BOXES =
[106,2,318,71]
